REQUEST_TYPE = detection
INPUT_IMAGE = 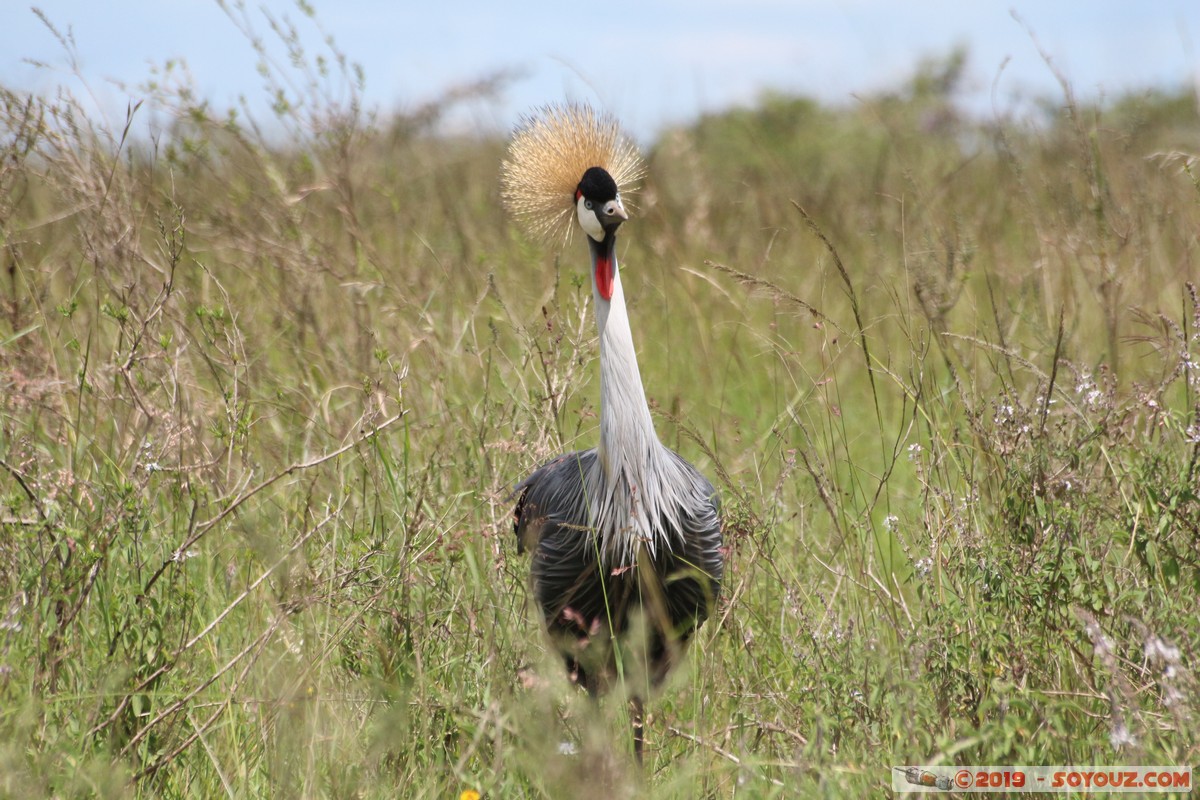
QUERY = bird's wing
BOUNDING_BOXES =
[656,448,725,631]
[512,449,595,554]
[513,450,615,634]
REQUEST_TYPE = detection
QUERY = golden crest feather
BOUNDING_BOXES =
[500,103,645,246]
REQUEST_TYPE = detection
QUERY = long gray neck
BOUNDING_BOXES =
[590,235,659,482]
[586,234,690,564]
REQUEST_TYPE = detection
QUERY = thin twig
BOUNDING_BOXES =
[1038,307,1066,439]
[667,725,786,787]
[0,458,46,520]
[119,507,336,757]
[131,619,279,780]
[142,412,404,597]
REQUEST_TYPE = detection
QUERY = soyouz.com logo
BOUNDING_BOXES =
[893,765,1192,793]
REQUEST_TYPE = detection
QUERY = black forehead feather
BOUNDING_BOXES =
[577,166,619,202]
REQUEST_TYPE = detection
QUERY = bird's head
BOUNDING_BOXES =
[575,166,628,242]
[500,103,644,248]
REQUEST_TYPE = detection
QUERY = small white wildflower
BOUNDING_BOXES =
[951,515,969,539]
[1109,720,1137,749]
[850,688,864,702]
[557,741,578,756]
[1144,635,1185,709]
[906,443,922,460]
[914,557,933,579]
[993,404,1015,425]
[1086,389,1103,407]
[143,461,163,473]
[1185,423,1200,445]
[883,514,898,532]
[172,549,200,562]
[1085,619,1113,658]
[1145,636,1181,663]
[819,624,848,644]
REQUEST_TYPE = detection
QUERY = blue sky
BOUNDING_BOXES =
[2,1,1198,140]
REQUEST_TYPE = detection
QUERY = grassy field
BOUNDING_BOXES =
[2,18,1199,798]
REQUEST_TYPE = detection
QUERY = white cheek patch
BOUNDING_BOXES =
[576,195,605,241]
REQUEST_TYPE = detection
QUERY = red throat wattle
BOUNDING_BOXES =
[595,253,614,301]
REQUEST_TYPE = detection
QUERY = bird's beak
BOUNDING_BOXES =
[602,198,628,232]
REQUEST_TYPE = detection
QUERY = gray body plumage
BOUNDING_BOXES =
[513,239,724,693]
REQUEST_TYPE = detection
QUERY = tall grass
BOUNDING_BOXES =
[1,14,1198,798]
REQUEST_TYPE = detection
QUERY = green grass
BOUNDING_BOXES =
[1,20,1199,799]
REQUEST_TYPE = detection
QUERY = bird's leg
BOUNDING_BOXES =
[629,695,645,767]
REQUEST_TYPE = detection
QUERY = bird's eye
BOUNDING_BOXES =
[584,200,594,210]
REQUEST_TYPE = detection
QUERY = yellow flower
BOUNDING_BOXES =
[460,791,482,800]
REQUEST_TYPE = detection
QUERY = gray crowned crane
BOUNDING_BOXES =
[501,103,724,765]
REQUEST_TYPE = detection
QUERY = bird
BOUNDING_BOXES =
[501,103,724,766]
